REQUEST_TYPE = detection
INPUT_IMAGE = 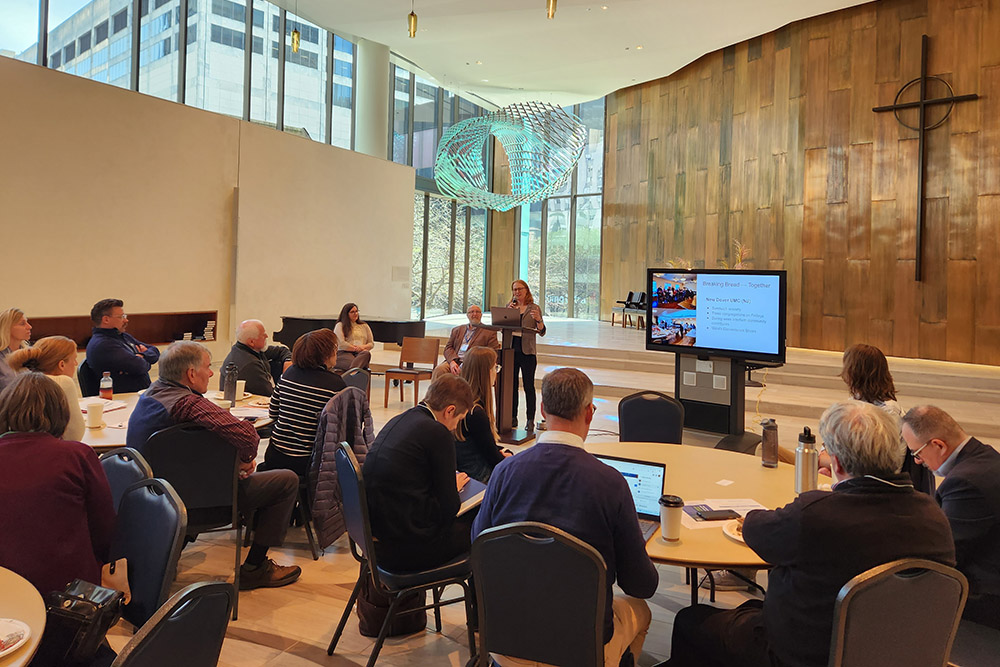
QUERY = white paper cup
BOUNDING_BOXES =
[86,402,104,429]
[235,380,246,398]
[659,494,684,542]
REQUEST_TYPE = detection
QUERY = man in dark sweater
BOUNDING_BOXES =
[668,400,956,667]
[472,368,659,666]
[902,405,1000,629]
[85,298,160,393]
[363,374,475,572]
[218,319,291,396]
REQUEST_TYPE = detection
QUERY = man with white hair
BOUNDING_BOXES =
[431,304,500,381]
[902,405,1000,629]
[218,319,292,396]
[668,400,955,667]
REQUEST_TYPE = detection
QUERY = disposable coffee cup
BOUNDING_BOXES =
[659,494,684,542]
[235,380,247,399]
[86,402,104,429]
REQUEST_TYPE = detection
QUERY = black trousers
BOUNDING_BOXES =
[375,511,477,573]
[667,600,776,667]
[511,336,537,423]
[260,444,311,478]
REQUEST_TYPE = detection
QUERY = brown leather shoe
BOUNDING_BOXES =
[239,558,302,590]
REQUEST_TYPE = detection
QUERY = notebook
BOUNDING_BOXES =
[458,477,487,515]
[594,454,667,540]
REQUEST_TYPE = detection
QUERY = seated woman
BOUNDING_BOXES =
[457,347,509,483]
[264,328,347,477]
[8,336,86,442]
[0,372,116,595]
[0,307,32,390]
[333,302,374,371]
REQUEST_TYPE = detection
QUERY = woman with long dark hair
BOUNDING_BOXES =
[333,302,374,371]
[507,280,545,430]
[457,347,509,483]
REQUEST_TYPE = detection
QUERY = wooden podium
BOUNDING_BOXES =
[486,324,537,445]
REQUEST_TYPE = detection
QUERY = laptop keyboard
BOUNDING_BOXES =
[638,518,659,541]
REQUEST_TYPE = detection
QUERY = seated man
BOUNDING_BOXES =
[902,405,1000,629]
[363,374,475,572]
[219,319,291,396]
[473,368,659,666]
[668,400,956,667]
[85,298,160,393]
[126,341,301,589]
[431,304,500,381]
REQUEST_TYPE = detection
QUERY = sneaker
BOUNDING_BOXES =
[239,558,302,590]
[700,569,757,592]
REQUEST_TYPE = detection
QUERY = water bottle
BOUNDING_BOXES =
[761,419,778,468]
[99,371,113,400]
[222,361,239,406]
[795,426,818,494]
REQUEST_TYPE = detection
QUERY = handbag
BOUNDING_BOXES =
[35,579,124,666]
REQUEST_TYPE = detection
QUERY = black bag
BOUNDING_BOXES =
[356,573,426,638]
[34,579,124,666]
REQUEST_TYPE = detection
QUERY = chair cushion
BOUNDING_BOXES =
[385,369,433,378]
[376,552,471,590]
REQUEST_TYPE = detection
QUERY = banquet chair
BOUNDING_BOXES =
[110,582,233,667]
[948,619,1000,667]
[140,424,245,619]
[78,359,101,397]
[342,367,371,396]
[618,391,684,444]
[472,522,606,667]
[99,447,154,512]
[326,442,475,667]
[829,558,967,667]
[383,336,439,408]
[111,478,188,629]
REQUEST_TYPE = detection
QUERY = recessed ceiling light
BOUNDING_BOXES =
[476,60,483,65]
[636,45,643,50]
[482,79,489,82]
[601,5,608,9]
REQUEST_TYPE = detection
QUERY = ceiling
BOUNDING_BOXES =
[271,0,870,108]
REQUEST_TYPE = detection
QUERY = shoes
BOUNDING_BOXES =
[239,558,302,590]
[700,569,758,592]
[525,421,535,432]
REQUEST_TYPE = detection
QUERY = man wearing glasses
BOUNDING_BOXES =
[902,405,1000,630]
[86,298,160,392]
[431,304,500,381]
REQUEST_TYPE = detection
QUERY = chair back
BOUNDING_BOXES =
[342,368,370,392]
[472,522,606,667]
[334,442,378,569]
[618,390,684,444]
[111,581,233,667]
[829,558,968,667]
[397,336,439,369]
[618,291,635,305]
[78,359,100,397]
[112,478,188,629]
[140,424,239,530]
[100,447,154,512]
[715,431,763,456]
[634,291,647,307]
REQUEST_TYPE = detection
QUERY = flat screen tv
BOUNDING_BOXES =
[645,268,787,363]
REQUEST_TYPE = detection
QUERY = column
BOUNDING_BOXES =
[354,39,390,159]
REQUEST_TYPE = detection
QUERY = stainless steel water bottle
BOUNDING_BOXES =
[795,426,818,494]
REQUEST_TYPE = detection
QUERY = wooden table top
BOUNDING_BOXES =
[0,568,45,667]
[585,442,799,569]
[80,391,273,452]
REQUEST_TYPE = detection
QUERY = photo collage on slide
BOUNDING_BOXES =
[650,273,698,346]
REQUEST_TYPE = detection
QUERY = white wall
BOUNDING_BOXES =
[0,57,414,351]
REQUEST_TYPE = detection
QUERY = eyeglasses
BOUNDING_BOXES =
[909,440,932,462]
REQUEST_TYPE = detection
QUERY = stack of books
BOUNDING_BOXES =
[204,320,216,341]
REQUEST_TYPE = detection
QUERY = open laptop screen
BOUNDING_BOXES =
[594,455,666,519]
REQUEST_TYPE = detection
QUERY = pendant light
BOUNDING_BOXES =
[291,0,300,52]
[546,0,557,19]
[408,0,418,38]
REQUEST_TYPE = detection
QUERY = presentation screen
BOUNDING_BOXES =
[645,269,787,363]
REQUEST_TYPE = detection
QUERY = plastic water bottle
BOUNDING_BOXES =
[795,426,818,494]
[761,419,778,468]
[99,372,113,400]
[222,361,239,406]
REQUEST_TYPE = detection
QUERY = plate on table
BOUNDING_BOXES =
[247,397,270,407]
[0,618,30,658]
[209,391,252,401]
[722,519,745,544]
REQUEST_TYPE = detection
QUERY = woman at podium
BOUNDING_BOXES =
[507,280,546,430]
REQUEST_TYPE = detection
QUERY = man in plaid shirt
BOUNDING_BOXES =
[128,341,301,589]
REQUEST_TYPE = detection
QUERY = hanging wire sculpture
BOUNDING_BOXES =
[434,101,587,211]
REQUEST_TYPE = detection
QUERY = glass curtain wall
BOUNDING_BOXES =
[8,0,355,149]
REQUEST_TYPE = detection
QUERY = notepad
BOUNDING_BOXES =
[459,478,487,515]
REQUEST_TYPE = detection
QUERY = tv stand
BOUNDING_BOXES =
[674,354,746,435]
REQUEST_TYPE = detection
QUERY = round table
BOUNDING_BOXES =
[585,442,799,604]
[0,568,45,667]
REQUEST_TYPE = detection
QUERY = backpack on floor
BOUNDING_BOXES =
[356,573,427,637]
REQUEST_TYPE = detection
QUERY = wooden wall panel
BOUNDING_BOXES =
[603,0,1000,364]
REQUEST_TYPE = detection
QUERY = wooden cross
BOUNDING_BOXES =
[872,35,978,281]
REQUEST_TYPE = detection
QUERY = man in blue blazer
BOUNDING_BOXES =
[903,405,1000,629]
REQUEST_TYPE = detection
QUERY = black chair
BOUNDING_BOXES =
[99,448,154,512]
[110,581,233,667]
[611,291,635,327]
[326,442,475,667]
[472,522,606,667]
[618,390,684,444]
[112,478,188,629]
[829,558,968,667]
[78,359,100,397]
[342,367,371,393]
[715,431,763,455]
[140,424,244,620]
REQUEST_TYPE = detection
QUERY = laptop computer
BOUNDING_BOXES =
[490,306,522,327]
[594,454,667,541]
